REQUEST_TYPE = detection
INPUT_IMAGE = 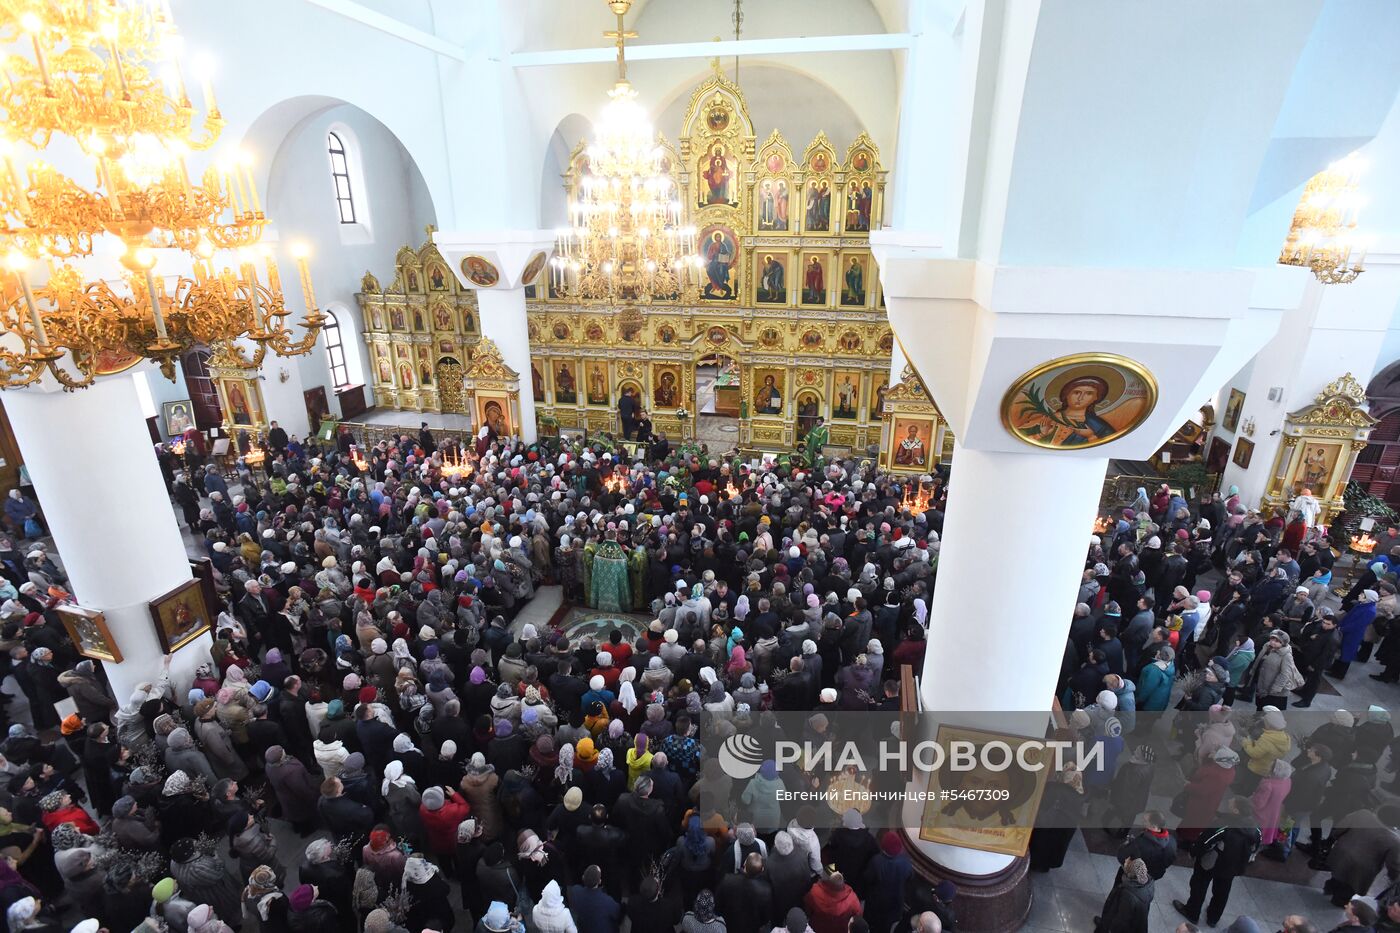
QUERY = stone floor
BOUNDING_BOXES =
[357,407,475,432]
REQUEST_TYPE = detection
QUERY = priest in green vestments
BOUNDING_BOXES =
[805,416,829,468]
[588,531,632,612]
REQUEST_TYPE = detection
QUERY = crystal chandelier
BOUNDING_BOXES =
[0,0,323,389]
[1278,152,1368,285]
[550,0,699,305]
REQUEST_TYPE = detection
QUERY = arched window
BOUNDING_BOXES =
[328,131,356,224]
[324,314,349,387]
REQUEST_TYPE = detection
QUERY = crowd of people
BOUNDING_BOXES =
[1041,482,1400,931]
[0,439,1396,933]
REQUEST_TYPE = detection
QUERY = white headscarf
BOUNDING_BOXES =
[618,681,638,714]
[381,760,416,796]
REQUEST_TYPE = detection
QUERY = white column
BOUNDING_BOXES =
[476,286,537,444]
[431,229,556,446]
[904,443,1107,874]
[4,375,211,701]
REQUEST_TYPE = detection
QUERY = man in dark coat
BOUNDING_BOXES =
[1173,797,1261,928]
[618,389,638,440]
[353,704,397,776]
[717,853,774,933]
[610,776,671,875]
[268,421,290,455]
[238,581,275,649]
[1293,612,1342,707]
[824,809,879,899]
[80,722,121,816]
[1117,810,1177,880]
[569,864,623,933]
[861,832,912,933]
[264,746,321,833]
[575,804,627,900]
[317,776,375,841]
[418,423,436,455]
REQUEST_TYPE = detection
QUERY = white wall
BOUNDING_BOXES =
[263,103,437,421]
[1220,259,1400,505]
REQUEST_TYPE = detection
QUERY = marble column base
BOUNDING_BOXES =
[899,828,1031,932]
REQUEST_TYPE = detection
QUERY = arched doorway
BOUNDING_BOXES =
[436,357,466,414]
[695,350,741,448]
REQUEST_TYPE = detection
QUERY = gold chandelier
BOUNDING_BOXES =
[0,0,323,389]
[550,0,699,305]
[1279,152,1368,285]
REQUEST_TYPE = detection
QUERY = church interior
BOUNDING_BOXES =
[2,1,1400,932]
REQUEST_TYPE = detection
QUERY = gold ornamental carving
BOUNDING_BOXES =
[1259,372,1379,523]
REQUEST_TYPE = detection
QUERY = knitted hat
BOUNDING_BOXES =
[152,878,178,903]
[563,787,583,811]
[290,884,316,912]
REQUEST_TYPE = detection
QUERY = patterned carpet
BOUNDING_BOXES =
[552,605,650,643]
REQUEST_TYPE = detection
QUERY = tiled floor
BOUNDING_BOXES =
[1026,829,1348,931]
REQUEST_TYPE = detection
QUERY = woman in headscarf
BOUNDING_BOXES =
[193,699,248,780]
[5,897,58,933]
[673,813,716,904]
[402,855,454,933]
[241,865,286,933]
[381,761,424,846]
[516,828,570,898]
[460,753,504,842]
[54,846,106,902]
[1332,588,1379,680]
[164,727,219,785]
[625,733,653,790]
[680,889,725,933]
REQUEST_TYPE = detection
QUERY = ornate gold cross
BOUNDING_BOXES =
[604,0,638,82]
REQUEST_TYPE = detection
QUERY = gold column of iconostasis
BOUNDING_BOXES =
[352,74,953,461]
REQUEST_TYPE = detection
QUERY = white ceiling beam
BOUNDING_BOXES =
[510,33,915,69]
[300,0,466,61]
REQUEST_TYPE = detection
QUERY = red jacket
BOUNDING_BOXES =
[1178,763,1235,844]
[42,804,99,836]
[804,881,862,933]
[418,791,470,854]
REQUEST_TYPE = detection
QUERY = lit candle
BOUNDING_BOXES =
[176,156,192,201]
[242,162,262,215]
[109,40,130,98]
[294,253,316,309]
[98,157,122,214]
[1,147,30,216]
[9,260,48,348]
[200,73,217,114]
[144,267,168,340]
[242,260,263,329]
[264,252,281,294]
[224,168,243,215]
[27,30,52,94]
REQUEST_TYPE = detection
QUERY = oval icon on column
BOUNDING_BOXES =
[461,255,500,288]
[1001,352,1158,450]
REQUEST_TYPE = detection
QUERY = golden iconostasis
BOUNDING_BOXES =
[356,72,944,456]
